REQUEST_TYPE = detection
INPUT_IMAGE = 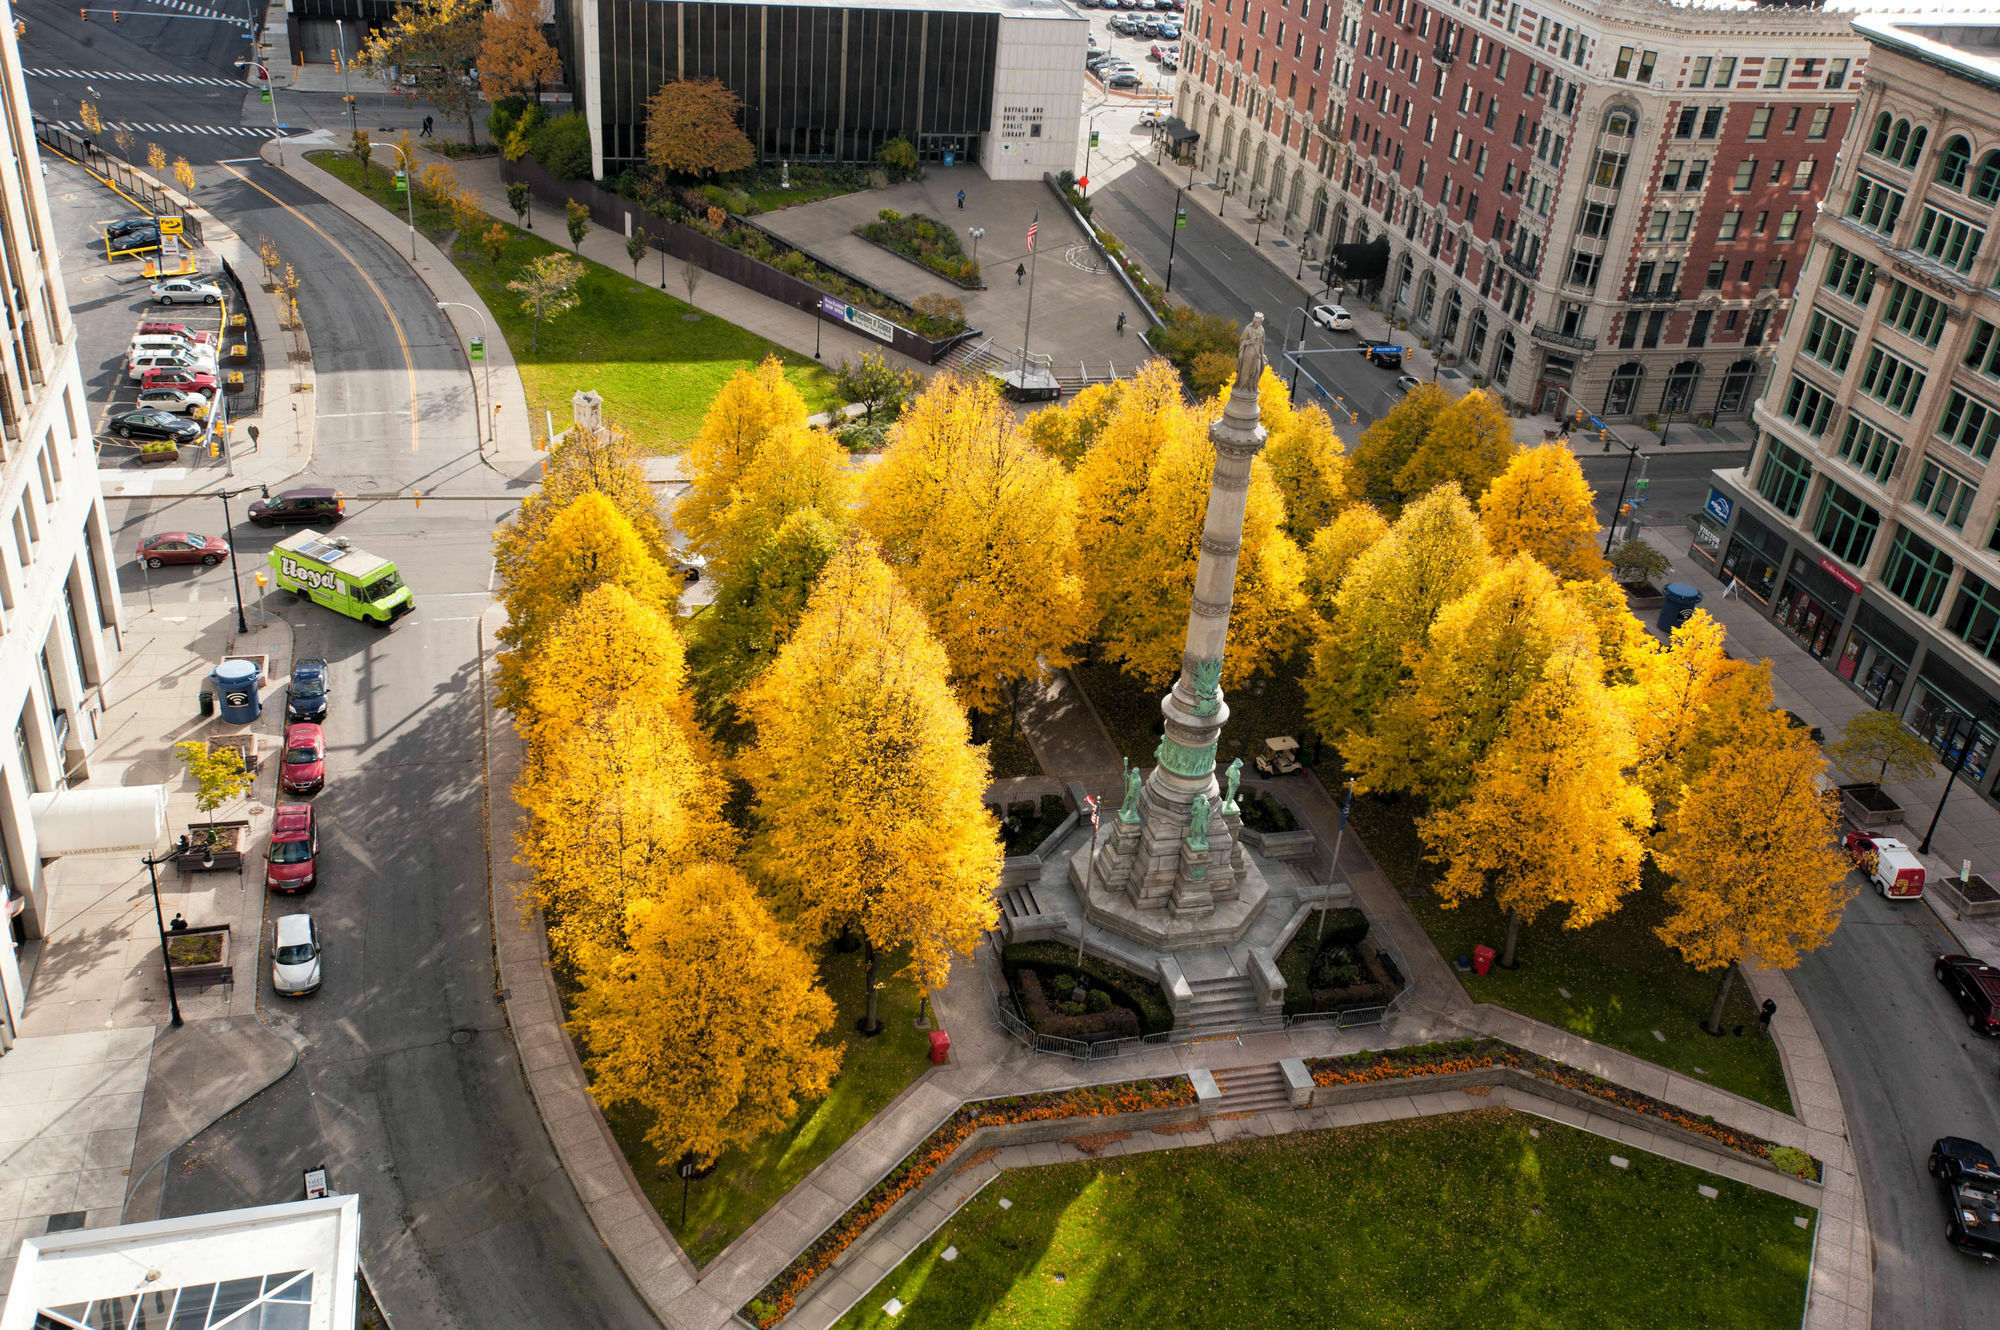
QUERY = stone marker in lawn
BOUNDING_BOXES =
[1699,1185,1719,1199]
[1611,1156,1630,1169]
[941,1246,959,1263]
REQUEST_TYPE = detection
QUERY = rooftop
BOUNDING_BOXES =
[655,0,1084,18]
[1855,14,2000,94]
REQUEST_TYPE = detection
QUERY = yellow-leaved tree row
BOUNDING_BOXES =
[741,532,1001,1035]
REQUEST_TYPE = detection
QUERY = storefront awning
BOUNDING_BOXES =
[29,786,168,856]
[1160,117,1199,144]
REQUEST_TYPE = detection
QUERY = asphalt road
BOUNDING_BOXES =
[1091,158,1409,428]
[65,151,649,1323]
[1791,884,2000,1329]
[1577,445,1747,548]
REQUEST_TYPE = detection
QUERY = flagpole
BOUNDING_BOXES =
[1019,212,1041,386]
[1078,794,1099,968]
[1319,777,1354,944]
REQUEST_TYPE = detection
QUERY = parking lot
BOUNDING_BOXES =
[1082,0,1182,101]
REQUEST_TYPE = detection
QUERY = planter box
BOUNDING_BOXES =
[207,735,261,773]
[165,923,232,984]
[1238,824,1317,862]
[176,820,248,873]
[1619,580,1665,611]
[1839,782,1903,829]
[136,447,181,466]
[1934,873,2000,918]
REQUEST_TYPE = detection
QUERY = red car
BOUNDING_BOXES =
[140,367,219,393]
[265,802,319,892]
[137,321,216,345]
[136,532,229,568]
[280,723,325,795]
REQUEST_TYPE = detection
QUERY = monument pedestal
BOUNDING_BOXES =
[1069,841,1272,951]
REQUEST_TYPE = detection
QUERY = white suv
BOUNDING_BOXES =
[272,913,322,996]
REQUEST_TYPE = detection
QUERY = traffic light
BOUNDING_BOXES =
[111,9,119,20]
[1572,407,1584,426]
[1599,427,1609,442]
[209,439,219,458]
[1349,411,1360,424]
[78,8,86,19]
[412,490,422,509]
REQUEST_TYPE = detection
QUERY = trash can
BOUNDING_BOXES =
[1657,581,1704,633]
[1472,945,1496,977]
[210,659,262,725]
[928,1030,951,1065]
[198,689,214,719]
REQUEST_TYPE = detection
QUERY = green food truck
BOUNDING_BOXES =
[269,531,415,627]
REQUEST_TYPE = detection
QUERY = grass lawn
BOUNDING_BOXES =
[832,1109,1814,1329]
[748,181,862,212]
[605,946,933,1268]
[1072,652,1314,771]
[305,152,835,449]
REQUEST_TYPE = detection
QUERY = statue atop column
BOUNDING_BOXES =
[1235,312,1266,388]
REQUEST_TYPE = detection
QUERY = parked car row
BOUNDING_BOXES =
[1076,0,1184,10]
[268,658,335,997]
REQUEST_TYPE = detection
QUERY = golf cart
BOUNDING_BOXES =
[1254,736,1302,777]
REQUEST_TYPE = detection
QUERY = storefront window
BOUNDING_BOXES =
[1840,604,1916,708]
[1909,654,2000,783]
[1774,554,1854,661]
[1721,513,1787,602]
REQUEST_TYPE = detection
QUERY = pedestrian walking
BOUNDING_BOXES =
[1116,312,1127,335]
[1016,262,1026,285]
[169,913,188,932]
[957,189,966,210]
[1758,998,1778,1031]
[420,115,434,138]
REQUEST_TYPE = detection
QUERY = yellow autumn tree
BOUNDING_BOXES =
[1349,382,1450,513]
[1023,379,1124,469]
[493,425,670,596]
[1424,631,1652,967]
[1074,360,1199,618]
[1098,404,1306,688]
[704,421,855,580]
[1479,444,1607,581]
[520,582,688,741]
[1347,554,1591,805]
[1563,577,1660,689]
[1626,610,1772,812]
[741,534,1000,1032]
[678,357,810,565]
[495,493,678,713]
[1654,710,1854,1033]
[1301,504,1390,625]
[1396,387,1518,504]
[1258,374,1352,542]
[858,375,1091,715]
[569,868,840,1168]
[1306,483,1491,748]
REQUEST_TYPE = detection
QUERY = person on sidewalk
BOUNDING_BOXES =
[1759,998,1777,1031]
[957,189,966,210]
[1016,262,1025,285]
[1116,312,1127,335]
[169,913,188,932]
[420,115,434,138]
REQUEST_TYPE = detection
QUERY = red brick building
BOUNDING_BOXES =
[1174,0,1866,423]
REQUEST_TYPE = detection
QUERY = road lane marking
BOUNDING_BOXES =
[217,161,421,454]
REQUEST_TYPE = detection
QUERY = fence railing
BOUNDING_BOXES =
[982,940,1178,1061]
[34,122,204,248]
[1280,916,1415,1032]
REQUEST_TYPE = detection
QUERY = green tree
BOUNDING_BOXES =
[1147,308,1241,396]
[831,351,922,424]
[1826,708,1938,787]
[1608,537,1673,587]
[625,227,650,280]
[741,534,1000,1034]
[878,136,920,181]
[351,129,372,171]
[173,740,254,831]
[506,180,533,230]
[565,198,589,252]
[507,253,584,351]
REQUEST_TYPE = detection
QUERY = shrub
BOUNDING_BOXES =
[1768,1146,1815,1179]
[1059,999,1087,1017]
[1016,970,1141,1041]
[1003,942,1174,1035]
[878,207,901,223]
[1317,907,1370,950]
[1086,989,1112,1013]
[1048,973,1077,997]
[1238,788,1298,834]
[531,114,592,180]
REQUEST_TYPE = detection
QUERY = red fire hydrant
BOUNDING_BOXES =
[1472,945,1496,977]
[928,1030,951,1065]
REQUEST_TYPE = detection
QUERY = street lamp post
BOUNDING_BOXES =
[1287,306,1311,399]
[389,145,419,260]
[234,60,285,163]
[215,484,267,635]
[1081,116,1100,197]
[335,20,358,139]
[1254,205,1267,247]
[968,226,984,269]
[1920,717,1980,855]
[1164,187,1189,294]
[437,300,493,448]
[141,849,185,1028]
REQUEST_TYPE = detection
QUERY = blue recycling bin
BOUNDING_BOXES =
[1658,581,1704,633]
[210,659,262,724]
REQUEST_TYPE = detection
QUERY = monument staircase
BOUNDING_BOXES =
[1183,972,1272,1035]
[1212,1062,1292,1114]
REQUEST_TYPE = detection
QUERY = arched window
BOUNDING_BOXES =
[1975,151,2000,204]
[1415,272,1437,324]
[1441,291,1463,344]
[1888,119,1911,163]
[1605,362,1643,416]
[1905,124,1929,166]
[1394,253,1414,308]
[1938,136,1972,189]
[1870,111,1893,156]
[1466,309,1490,365]
[1287,172,1305,219]
[1605,108,1635,137]
[1662,360,1702,414]
[1494,330,1517,384]
[1716,359,1758,414]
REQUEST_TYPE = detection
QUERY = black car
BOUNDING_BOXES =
[1367,345,1406,369]
[108,409,202,444]
[1931,1137,2000,1261]
[108,227,161,254]
[249,487,346,527]
[103,216,154,240]
[1936,953,2000,1034]
[287,656,330,723]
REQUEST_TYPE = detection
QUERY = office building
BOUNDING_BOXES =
[1705,18,2000,797]
[0,9,130,1034]
[1174,0,1864,421]
[556,0,1087,181]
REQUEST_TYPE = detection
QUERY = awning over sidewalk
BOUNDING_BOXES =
[1160,117,1199,144]
[29,786,168,856]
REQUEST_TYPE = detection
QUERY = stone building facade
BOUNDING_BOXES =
[1173,0,1865,422]
[1706,19,2000,805]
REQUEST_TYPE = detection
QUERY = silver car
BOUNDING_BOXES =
[272,913,322,996]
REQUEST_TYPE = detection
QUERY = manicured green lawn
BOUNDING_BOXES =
[832,1110,1814,1330]
[605,946,934,1268]
[305,152,835,449]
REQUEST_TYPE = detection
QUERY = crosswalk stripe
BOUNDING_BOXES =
[25,68,244,86]
[50,119,277,138]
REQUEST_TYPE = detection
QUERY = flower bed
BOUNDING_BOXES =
[744,1076,1195,1325]
[1014,969,1142,1042]
[854,209,982,288]
[1307,1039,1820,1182]
[1001,941,1175,1035]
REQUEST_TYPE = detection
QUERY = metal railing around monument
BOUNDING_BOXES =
[982,938,1178,1062]
[1280,926,1416,1032]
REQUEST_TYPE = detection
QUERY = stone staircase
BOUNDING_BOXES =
[938,336,1009,378]
[1212,1062,1292,1114]
[996,881,1068,944]
[1182,973,1270,1035]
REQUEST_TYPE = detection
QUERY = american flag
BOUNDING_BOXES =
[1083,794,1099,828]
[1026,213,1039,252]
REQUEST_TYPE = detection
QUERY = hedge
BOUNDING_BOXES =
[1002,941,1175,1035]
[1016,969,1142,1042]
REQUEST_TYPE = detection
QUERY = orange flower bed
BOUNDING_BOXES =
[1309,1039,1818,1180]
[743,1077,1195,1326]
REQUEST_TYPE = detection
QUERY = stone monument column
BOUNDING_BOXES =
[1088,313,1269,925]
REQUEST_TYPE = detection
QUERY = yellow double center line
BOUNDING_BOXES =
[218,161,420,453]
